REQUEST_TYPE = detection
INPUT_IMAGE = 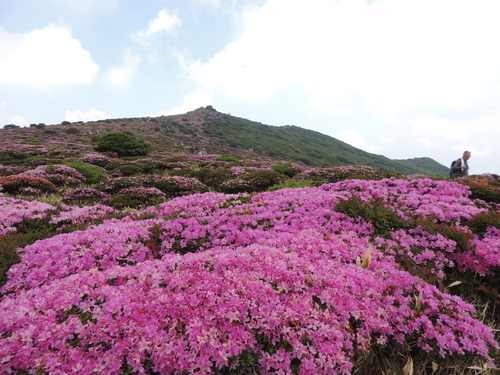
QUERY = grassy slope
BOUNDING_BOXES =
[198,109,448,175]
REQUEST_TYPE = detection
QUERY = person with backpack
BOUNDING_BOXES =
[450,151,471,178]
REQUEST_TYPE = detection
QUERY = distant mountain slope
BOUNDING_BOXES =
[1,106,449,176]
[179,107,448,175]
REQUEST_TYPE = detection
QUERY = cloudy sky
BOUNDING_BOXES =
[1,0,499,174]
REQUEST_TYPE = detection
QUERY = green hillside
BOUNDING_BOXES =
[197,108,448,175]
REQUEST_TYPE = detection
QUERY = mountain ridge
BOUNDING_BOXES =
[164,106,448,175]
[1,106,449,176]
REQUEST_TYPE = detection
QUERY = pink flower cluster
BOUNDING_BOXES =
[49,204,119,227]
[62,188,110,203]
[0,196,55,235]
[0,179,498,374]
[23,164,86,186]
[0,165,27,176]
[294,165,382,184]
[81,153,113,167]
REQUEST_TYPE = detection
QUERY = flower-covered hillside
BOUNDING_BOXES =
[0,178,499,374]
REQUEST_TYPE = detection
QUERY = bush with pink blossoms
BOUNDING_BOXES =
[0,174,58,195]
[96,176,144,194]
[0,165,27,176]
[0,179,499,373]
[0,235,497,374]
[294,165,383,185]
[219,170,288,193]
[23,164,86,186]
[456,174,500,204]
[62,188,110,206]
[144,175,208,198]
[0,196,55,235]
[80,152,113,167]
[49,204,120,228]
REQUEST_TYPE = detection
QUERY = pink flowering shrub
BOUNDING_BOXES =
[144,175,208,197]
[23,164,86,186]
[453,227,500,276]
[0,196,55,235]
[62,188,110,206]
[219,170,288,193]
[80,152,113,167]
[0,142,49,160]
[0,244,497,374]
[96,176,144,194]
[0,174,58,195]
[1,181,499,374]
[0,165,27,176]
[294,165,383,185]
[49,204,119,228]
[456,175,500,203]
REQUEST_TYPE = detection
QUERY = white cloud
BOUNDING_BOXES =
[336,129,385,154]
[137,8,181,40]
[0,101,29,127]
[0,25,99,88]
[104,51,141,89]
[135,8,182,63]
[0,115,29,128]
[162,90,215,116]
[64,108,109,122]
[186,0,500,114]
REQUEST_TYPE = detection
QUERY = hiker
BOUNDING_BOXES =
[450,151,471,178]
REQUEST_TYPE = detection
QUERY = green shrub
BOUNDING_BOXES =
[114,164,144,176]
[242,170,288,192]
[195,169,235,188]
[103,161,123,171]
[382,172,407,179]
[273,161,302,178]
[219,170,288,193]
[25,139,42,145]
[216,155,239,163]
[0,218,61,288]
[416,219,475,252]
[44,129,57,134]
[63,161,105,184]
[468,211,500,236]
[64,127,80,134]
[267,180,314,191]
[335,195,409,238]
[145,175,208,197]
[456,176,500,204]
[95,132,152,157]
[107,187,166,209]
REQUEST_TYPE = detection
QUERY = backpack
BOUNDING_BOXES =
[450,159,461,169]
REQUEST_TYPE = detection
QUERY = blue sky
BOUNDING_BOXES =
[1,0,500,174]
